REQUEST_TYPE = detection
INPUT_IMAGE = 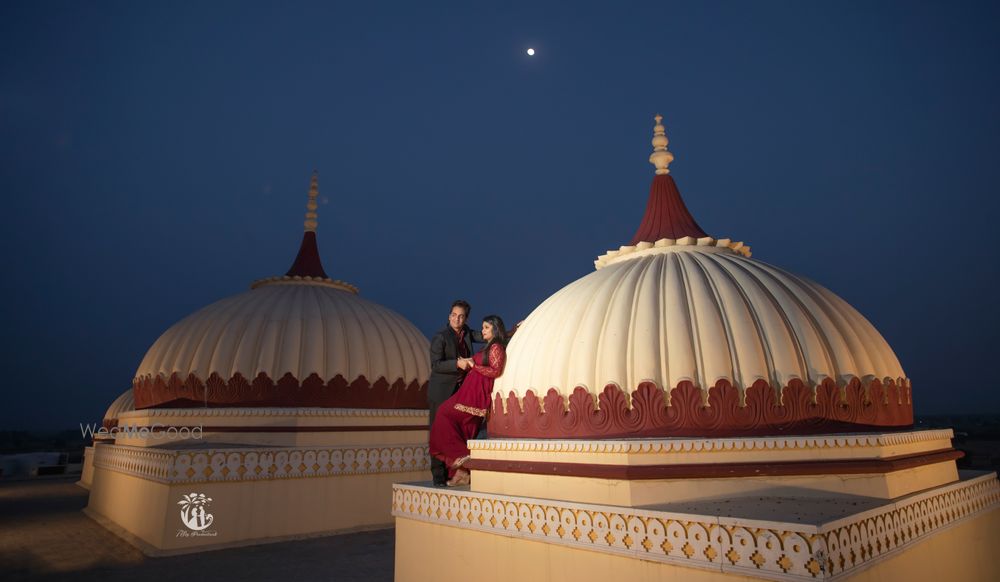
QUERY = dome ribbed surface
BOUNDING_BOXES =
[102,389,135,426]
[135,283,429,388]
[495,247,904,399]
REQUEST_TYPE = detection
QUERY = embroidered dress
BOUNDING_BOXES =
[429,343,506,478]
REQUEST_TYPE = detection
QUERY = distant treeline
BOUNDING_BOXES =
[0,430,88,455]
[916,415,1000,438]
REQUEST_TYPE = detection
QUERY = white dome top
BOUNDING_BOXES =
[132,172,431,409]
[135,281,429,386]
[488,118,911,440]
[103,389,134,423]
[495,241,904,400]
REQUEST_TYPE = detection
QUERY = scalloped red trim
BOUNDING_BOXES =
[487,378,913,438]
[132,372,428,409]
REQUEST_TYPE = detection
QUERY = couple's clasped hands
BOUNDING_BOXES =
[457,357,475,370]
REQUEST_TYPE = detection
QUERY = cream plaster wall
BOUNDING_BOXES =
[471,460,959,506]
[110,408,429,448]
[396,517,764,582]
[469,434,954,466]
[87,464,427,554]
[846,508,1000,581]
[78,445,94,489]
[394,509,1000,582]
[87,465,173,547]
[112,428,428,448]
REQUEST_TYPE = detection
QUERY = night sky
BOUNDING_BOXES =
[2,1,999,430]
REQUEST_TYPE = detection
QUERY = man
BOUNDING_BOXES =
[428,299,483,486]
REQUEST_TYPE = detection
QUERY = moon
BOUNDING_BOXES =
[526,48,535,56]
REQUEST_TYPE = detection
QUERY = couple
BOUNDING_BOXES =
[428,300,508,487]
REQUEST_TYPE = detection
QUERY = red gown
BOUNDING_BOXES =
[429,342,506,478]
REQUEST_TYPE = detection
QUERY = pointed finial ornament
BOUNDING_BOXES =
[304,170,319,232]
[649,114,674,175]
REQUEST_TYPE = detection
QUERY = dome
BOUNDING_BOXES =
[489,117,912,438]
[132,173,430,409]
[102,388,134,429]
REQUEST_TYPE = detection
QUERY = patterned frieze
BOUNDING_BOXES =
[392,473,1000,581]
[94,442,430,484]
[467,429,954,455]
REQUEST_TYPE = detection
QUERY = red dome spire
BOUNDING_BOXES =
[628,115,708,245]
[629,174,708,244]
[285,171,330,279]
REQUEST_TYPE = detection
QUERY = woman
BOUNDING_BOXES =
[429,314,507,486]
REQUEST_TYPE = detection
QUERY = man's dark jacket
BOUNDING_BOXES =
[428,325,483,410]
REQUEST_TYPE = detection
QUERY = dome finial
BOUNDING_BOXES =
[649,114,674,175]
[282,170,330,281]
[304,170,319,232]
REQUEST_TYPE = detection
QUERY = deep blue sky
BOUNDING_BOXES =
[2,1,998,429]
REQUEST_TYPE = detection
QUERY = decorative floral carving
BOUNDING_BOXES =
[489,378,912,438]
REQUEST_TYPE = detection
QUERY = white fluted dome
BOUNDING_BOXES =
[488,118,912,439]
[102,389,134,427]
[496,241,904,400]
[132,172,430,409]
[136,282,428,385]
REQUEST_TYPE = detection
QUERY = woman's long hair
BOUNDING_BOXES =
[480,315,507,357]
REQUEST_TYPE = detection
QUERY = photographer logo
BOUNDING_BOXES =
[177,492,217,537]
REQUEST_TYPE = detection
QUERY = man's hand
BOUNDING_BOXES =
[457,358,473,370]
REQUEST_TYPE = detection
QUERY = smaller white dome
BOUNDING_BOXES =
[131,172,430,409]
[135,282,429,388]
[103,389,134,427]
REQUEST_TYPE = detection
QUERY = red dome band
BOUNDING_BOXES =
[488,378,913,439]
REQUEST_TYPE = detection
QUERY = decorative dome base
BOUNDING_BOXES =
[84,404,431,555]
[394,428,998,582]
[133,372,427,410]
[488,378,912,439]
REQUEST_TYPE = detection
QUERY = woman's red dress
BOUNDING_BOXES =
[429,342,506,478]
